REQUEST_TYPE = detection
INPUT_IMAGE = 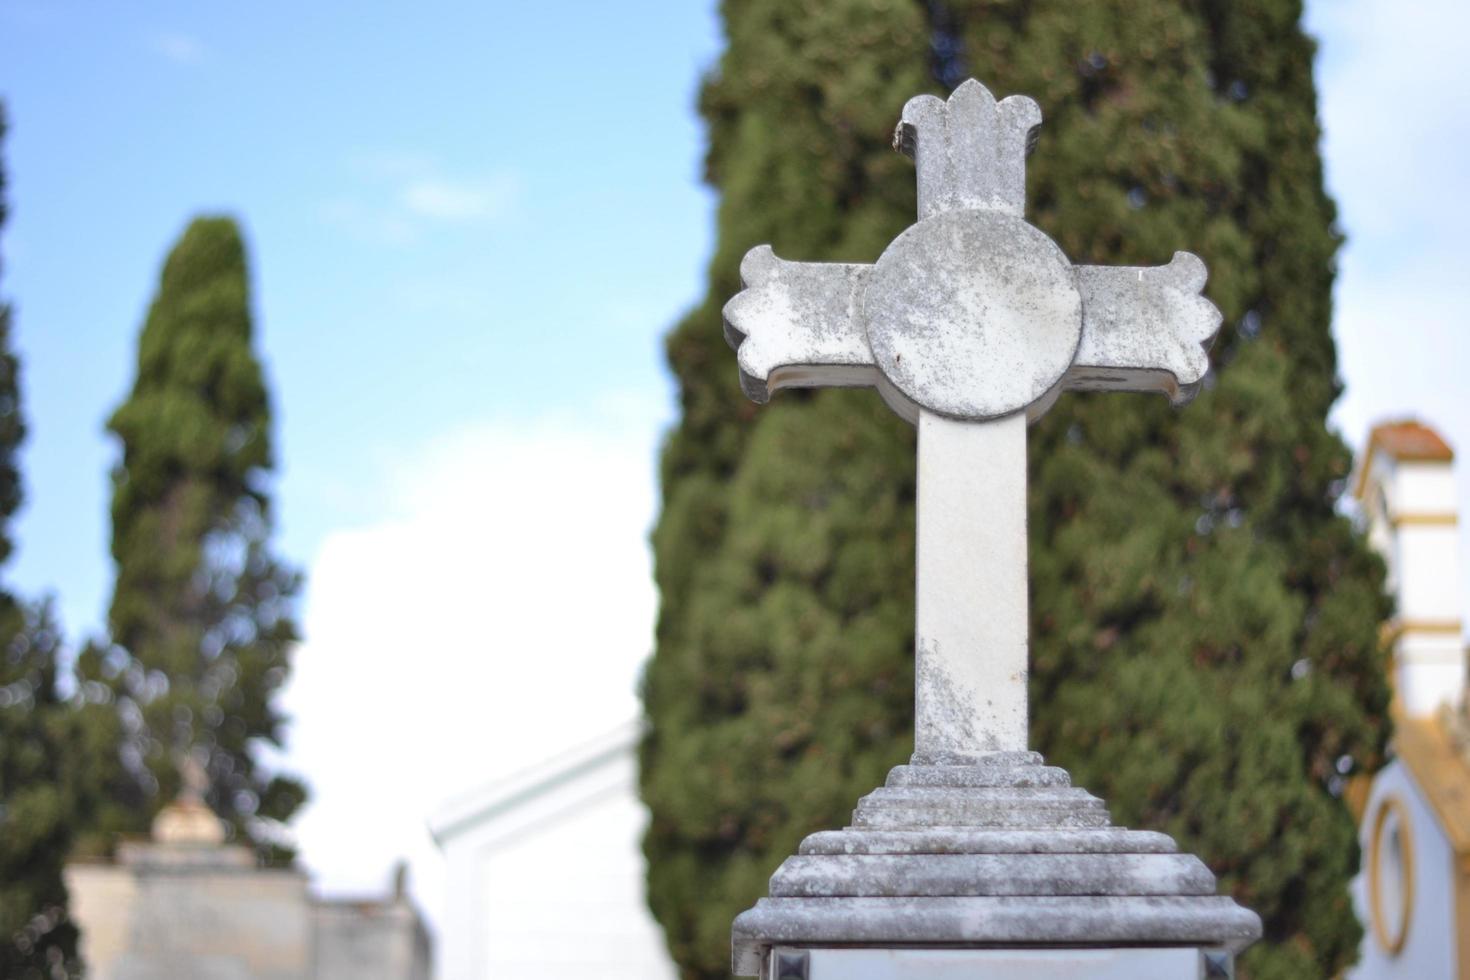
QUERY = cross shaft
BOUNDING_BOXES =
[915,410,1028,759]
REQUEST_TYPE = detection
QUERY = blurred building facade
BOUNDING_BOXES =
[1348,420,1470,979]
[429,720,675,980]
[65,794,430,980]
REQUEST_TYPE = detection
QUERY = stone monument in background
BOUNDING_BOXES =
[722,78,1260,979]
[65,762,430,980]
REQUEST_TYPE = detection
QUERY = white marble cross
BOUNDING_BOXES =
[723,79,1220,763]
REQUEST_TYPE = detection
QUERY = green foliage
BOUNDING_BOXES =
[0,100,88,980]
[102,216,305,853]
[1,601,88,980]
[0,104,22,565]
[640,2,1392,978]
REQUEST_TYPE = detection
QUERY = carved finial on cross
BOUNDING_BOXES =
[724,79,1221,761]
[895,79,1041,218]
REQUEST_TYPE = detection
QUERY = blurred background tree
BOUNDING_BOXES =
[640,1,1393,978]
[0,100,90,980]
[86,217,306,857]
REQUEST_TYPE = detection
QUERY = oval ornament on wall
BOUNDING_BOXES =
[1368,794,1415,956]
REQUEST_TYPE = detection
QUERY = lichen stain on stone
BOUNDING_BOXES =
[916,638,1004,761]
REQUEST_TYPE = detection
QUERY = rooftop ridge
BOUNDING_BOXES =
[428,717,642,845]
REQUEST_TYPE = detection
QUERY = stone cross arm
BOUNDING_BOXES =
[723,79,1221,426]
[723,244,1219,425]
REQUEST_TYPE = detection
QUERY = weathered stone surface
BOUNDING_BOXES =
[721,246,874,406]
[864,209,1082,422]
[721,74,1254,976]
[780,946,1211,980]
[719,77,1224,767]
[852,785,1109,831]
[733,896,1261,975]
[721,79,1221,428]
[895,80,1040,220]
[732,756,1259,973]
[913,412,1032,757]
[909,750,1042,768]
[858,785,1094,805]
[769,852,1216,898]
[885,762,1069,788]
[719,78,1227,771]
[852,799,1110,830]
[797,828,1178,856]
[1067,251,1221,404]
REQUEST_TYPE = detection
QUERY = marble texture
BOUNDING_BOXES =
[722,79,1221,425]
[719,74,1254,977]
[914,412,1029,757]
[768,945,1218,980]
[731,753,1261,975]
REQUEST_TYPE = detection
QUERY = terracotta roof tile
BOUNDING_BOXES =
[1395,710,1470,859]
[1369,419,1455,463]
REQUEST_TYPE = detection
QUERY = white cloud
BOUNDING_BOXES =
[347,149,440,181]
[318,197,418,247]
[149,31,206,66]
[1329,249,1470,447]
[402,175,519,223]
[323,155,520,244]
[1309,0,1470,250]
[278,408,661,932]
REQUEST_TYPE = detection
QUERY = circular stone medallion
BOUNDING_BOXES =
[863,209,1082,420]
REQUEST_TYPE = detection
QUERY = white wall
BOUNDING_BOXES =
[1349,760,1459,979]
[436,750,676,980]
[1391,463,1458,520]
[1361,453,1466,715]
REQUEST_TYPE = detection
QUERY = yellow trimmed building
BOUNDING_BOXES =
[1349,420,1470,979]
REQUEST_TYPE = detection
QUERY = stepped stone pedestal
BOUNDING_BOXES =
[733,753,1260,977]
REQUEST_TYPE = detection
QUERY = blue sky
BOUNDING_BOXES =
[0,1,720,639]
[2,0,1468,945]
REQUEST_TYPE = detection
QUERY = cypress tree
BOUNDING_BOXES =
[0,602,81,980]
[640,2,1391,978]
[103,217,305,854]
[0,100,87,980]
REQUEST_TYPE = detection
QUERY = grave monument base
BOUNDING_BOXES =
[756,946,1235,980]
[732,753,1259,977]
